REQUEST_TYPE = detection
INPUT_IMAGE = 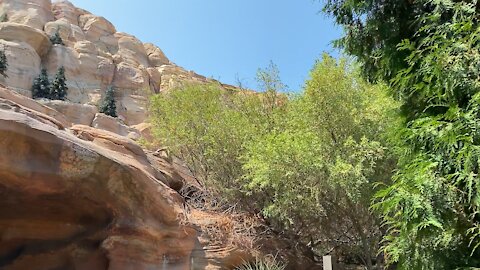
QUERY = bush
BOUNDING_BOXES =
[99,86,117,117]
[149,83,268,200]
[51,66,67,100]
[50,31,64,46]
[0,49,7,78]
[31,69,51,99]
[241,55,398,269]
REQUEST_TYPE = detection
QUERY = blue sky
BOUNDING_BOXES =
[68,0,342,91]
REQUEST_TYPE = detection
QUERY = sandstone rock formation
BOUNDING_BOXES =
[0,0,217,126]
[0,88,197,269]
[0,1,318,269]
[0,85,274,270]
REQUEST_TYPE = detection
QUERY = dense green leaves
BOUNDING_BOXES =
[149,83,269,199]
[242,55,397,268]
[149,56,397,269]
[32,67,68,100]
[326,0,480,268]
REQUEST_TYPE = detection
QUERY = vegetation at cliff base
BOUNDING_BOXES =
[150,55,398,268]
[147,0,480,268]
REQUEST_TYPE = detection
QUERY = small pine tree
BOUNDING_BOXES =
[99,86,117,117]
[0,13,8,23]
[51,66,68,100]
[0,49,8,78]
[50,31,64,46]
[31,69,50,99]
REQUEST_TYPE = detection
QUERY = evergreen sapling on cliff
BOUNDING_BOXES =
[99,86,117,117]
[50,30,64,46]
[0,49,8,78]
[51,66,68,100]
[31,69,50,99]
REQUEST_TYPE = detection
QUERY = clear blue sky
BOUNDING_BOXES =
[68,0,342,91]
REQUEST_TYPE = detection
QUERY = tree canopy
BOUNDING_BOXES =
[326,0,480,268]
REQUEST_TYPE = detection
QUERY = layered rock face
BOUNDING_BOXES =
[0,0,212,125]
[0,86,266,270]
[0,1,318,269]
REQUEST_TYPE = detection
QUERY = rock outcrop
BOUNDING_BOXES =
[0,1,318,269]
[0,89,198,269]
[0,0,216,125]
[0,85,299,269]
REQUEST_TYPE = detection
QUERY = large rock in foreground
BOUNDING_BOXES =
[0,95,197,269]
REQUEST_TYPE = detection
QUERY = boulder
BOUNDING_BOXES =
[0,95,197,269]
[45,18,86,45]
[115,33,149,67]
[0,87,71,128]
[52,0,84,25]
[43,44,115,104]
[91,113,140,139]
[0,0,54,30]
[39,99,98,126]
[0,22,50,56]
[0,40,41,96]
[144,43,170,67]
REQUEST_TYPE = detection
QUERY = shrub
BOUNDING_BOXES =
[51,66,67,100]
[149,83,268,200]
[0,49,7,78]
[241,55,398,269]
[31,69,51,99]
[99,86,117,117]
[50,30,64,46]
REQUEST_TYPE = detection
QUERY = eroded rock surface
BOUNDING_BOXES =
[0,90,198,269]
[0,0,217,126]
[0,87,271,270]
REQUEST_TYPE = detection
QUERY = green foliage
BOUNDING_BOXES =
[99,86,117,117]
[0,49,7,78]
[149,57,397,268]
[149,83,268,199]
[236,257,285,270]
[31,69,51,99]
[326,0,480,268]
[49,30,64,46]
[51,66,67,100]
[0,13,8,23]
[242,55,397,269]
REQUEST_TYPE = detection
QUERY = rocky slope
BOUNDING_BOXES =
[0,86,262,270]
[0,1,319,269]
[0,0,217,126]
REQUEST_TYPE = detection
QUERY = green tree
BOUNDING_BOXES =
[99,86,117,117]
[149,83,267,199]
[242,55,397,269]
[325,0,480,268]
[0,49,7,78]
[0,13,8,23]
[51,66,67,100]
[31,69,50,99]
[49,30,64,46]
